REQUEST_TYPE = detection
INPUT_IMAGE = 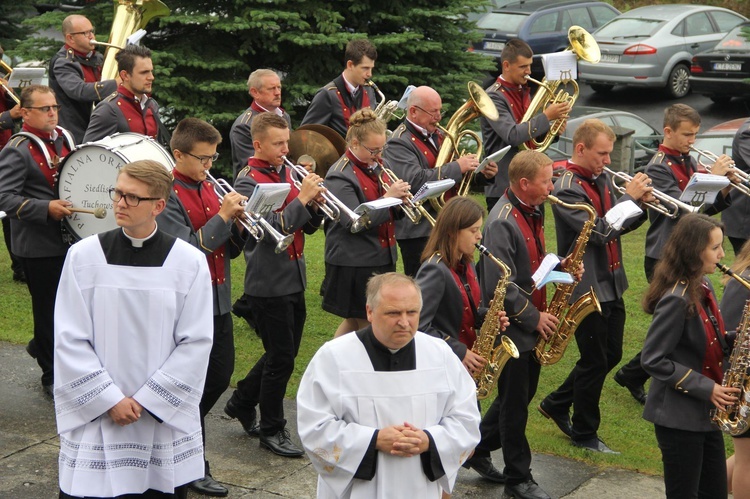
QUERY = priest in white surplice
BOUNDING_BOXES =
[53,160,213,499]
[297,273,481,498]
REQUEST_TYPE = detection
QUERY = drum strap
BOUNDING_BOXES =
[12,128,75,168]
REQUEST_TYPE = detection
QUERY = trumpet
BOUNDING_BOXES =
[282,157,370,233]
[378,166,436,227]
[205,171,293,254]
[604,167,700,219]
[690,146,750,197]
[0,59,21,105]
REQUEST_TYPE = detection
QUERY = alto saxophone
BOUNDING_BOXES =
[714,263,750,436]
[473,244,520,400]
[533,195,602,366]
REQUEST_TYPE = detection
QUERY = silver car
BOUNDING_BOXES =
[579,4,746,98]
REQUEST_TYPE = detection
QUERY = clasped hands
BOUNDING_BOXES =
[108,397,143,426]
[376,422,430,457]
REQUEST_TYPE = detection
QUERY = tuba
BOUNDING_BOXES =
[714,263,750,436]
[473,244,520,399]
[520,26,600,153]
[100,0,171,81]
[430,81,499,211]
[533,195,602,366]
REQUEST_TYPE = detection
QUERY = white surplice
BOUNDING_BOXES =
[297,331,481,499]
[53,232,213,497]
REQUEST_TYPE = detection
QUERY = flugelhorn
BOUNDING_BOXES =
[282,157,369,233]
[367,80,406,124]
[205,171,293,254]
[690,146,750,197]
[0,60,20,105]
[604,167,700,219]
[378,165,436,227]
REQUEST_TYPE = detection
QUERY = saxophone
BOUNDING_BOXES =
[473,244,520,400]
[714,263,750,436]
[533,194,602,366]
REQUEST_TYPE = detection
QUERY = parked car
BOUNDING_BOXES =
[579,4,747,98]
[470,0,619,62]
[690,22,750,105]
[547,106,662,171]
[691,118,747,165]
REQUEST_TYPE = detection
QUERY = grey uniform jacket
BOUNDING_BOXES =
[324,156,399,267]
[229,106,292,173]
[479,192,543,353]
[641,279,726,433]
[0,129,74,258]
[83,91,163,144]
[645,150,730,260]
[300,75,377,138]
[719,268,750,332]
[553,169,647,303]
[384,121,463,240]
[49,46,117,144]
[156,183,249,316]
[235,164,323,298]
[722,118,750,240]
[480,82,551,199]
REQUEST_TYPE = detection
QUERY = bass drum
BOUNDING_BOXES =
[57,132,174,242]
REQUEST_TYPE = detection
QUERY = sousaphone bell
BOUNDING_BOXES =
[288,124,347,179]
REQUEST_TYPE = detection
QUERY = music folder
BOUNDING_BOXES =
[354,197,402,215]
[247,183,291,217]
[680,172,729,206]
[532,253,575,288]
[476,145,511,174]
[412,179,456,204]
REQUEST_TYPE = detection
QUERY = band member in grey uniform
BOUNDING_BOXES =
[481,38,569,212]
[0,85,75,397]
[301,39,377,138]
[384,85,495,277]
[722,117,750,254]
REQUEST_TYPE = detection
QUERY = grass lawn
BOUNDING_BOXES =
[0,197,735,476]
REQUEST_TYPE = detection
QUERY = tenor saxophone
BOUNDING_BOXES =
[533,195,602,366]
[473,244,520,400]
[714,263,750,436]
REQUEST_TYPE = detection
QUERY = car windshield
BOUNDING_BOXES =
[693,136,734,159]
[477,12,529,32]
[714,24,750,50]
[595,18,663,38]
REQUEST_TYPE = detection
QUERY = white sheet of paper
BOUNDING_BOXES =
[532,253,562,288]
[412,179,456,203]
[7,68,45,89]
[604,200,643,230]
[397,85,416,110]
[354,197,402,214]
[247,183,291,216]
[538,270,575,287]
[680,172,730,206]
[476,145,511,174]
[542,51,578,80]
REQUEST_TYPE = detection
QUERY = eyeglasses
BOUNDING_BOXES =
[108,188,160,207]
[413,105,443,121]
[70,29,95,37]
[361,143,387,156]
[184,151,220,166]
[24,105,61,113]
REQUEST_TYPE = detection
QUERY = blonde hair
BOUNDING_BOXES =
[119,160,172,200]
[346,108,386,145]
[508,150,552,186]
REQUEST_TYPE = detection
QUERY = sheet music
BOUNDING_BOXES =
[604,200,643,230]
[477,145,511,174]
[541,51,577,80]
[680,172,729,206]
[532,253,561,288]
[412,179,455,203]
[247,183,291,216]
[7,68,45,89]
[354,197,402,214]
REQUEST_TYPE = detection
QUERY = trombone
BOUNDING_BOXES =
[204,171,294,254]
[690,146,750,197]
[282,157,370,233]
[604,167,700,219]
[378,165,436,227]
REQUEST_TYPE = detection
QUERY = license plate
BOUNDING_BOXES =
[599,54,620,63]
[713,62,742,71]
[484,41,505,51]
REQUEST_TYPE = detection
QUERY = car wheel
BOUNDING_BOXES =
[590,84,614,93]
[665,64,690,99]
[710,95,732,105]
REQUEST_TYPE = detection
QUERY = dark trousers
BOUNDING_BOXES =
[233,292,305,434]
[654,425,727,499]
[728,236,747,256]
[199,313,235,448]
[473,350,541,486]
[486,196,500,213]
[397,236,429,278]
[2,218,22,277]
[543,299,625,441]
[60,485,187,499]
[21,255,66,386]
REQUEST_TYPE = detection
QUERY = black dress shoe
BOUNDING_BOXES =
[614,369,647,405]
[42,383,54,399]
[13,271,26,283]
[224,398,260,437]
[25,341,37,359]
[188,473,228,497]
[572,437,620,454]
[502,478,551,499]
[462,455,506,483]
[537,400,573,438]
[259,428,305,457]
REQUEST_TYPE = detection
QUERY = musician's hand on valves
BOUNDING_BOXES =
[710,383,740,412]
[482,160,498,179]
[498,309,510,331]
[457,153,479,174]
[9,103,21,120]
[218,191,247,223]
[298,173,326,206]
[710,154,735,177]
[462,349,487,375]
[384,178,411,201]
[543,101,571,122]
[625,172,653,202]
[535,312,559,340]
[49,199,73,221]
